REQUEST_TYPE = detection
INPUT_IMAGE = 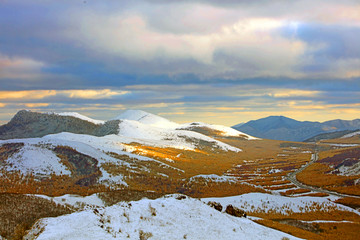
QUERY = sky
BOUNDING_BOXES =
[0,0,359,126]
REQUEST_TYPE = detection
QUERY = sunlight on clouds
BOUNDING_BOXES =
[292,105,326,110]
[0,89,129,101]
[0,103,6,108]
[158,112,185,116]
[142,103,169,108]
[61,89,129,99]
[271,90,320,98]
[215,107,247,111]
[224,18,284,33]
[24,103,50,108]
[0,90,57,100]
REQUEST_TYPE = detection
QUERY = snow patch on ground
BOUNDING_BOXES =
[34,193,105,209]
[334,162,360,176]
[268,168,283,174]
[327,143,359,147]
[3,142,70,176]
[341,131,360,138]
[189,174,238,183]
[204,192,358,215]
[25,194,302,240]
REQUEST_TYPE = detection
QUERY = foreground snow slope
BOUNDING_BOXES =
[25,194,302,240]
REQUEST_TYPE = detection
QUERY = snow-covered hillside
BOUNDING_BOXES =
[116,119,241,151]
[24,194,302,240]
[179,122,259,139]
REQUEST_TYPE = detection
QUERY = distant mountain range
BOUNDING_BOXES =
[232,116,360,142]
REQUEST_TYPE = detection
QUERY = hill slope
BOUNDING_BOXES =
[0,110,119,140]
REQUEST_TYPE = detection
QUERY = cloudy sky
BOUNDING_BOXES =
[0,0,359,125]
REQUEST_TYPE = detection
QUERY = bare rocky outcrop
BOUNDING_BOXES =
[0,110,120,140]
[207,201,223,212]
[225,204,246,217]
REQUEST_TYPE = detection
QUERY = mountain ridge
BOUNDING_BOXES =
[233,115,360,141]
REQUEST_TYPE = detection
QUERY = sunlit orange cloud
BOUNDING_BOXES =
[142,103,169,108]
[270,90,320,98]
[0,89,129,100]
[141,102,185,108]
[24,103,50,108]
[0,103,6,107]
[0,90,57,100]
[215,107,247,111]
[158,112,185,116]
[61,89,129,99]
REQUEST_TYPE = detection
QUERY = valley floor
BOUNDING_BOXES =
[1,111,360,239]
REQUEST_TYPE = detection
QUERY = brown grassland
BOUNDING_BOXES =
[1,133,360,239]
[297,147,360,196]
[0,194,72,240]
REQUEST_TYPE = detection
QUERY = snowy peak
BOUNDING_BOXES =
[114,109,179,128]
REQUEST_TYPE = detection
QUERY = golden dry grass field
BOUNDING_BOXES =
[1,131,360,239]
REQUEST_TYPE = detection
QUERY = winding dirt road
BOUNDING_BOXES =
[287,151,360,199]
